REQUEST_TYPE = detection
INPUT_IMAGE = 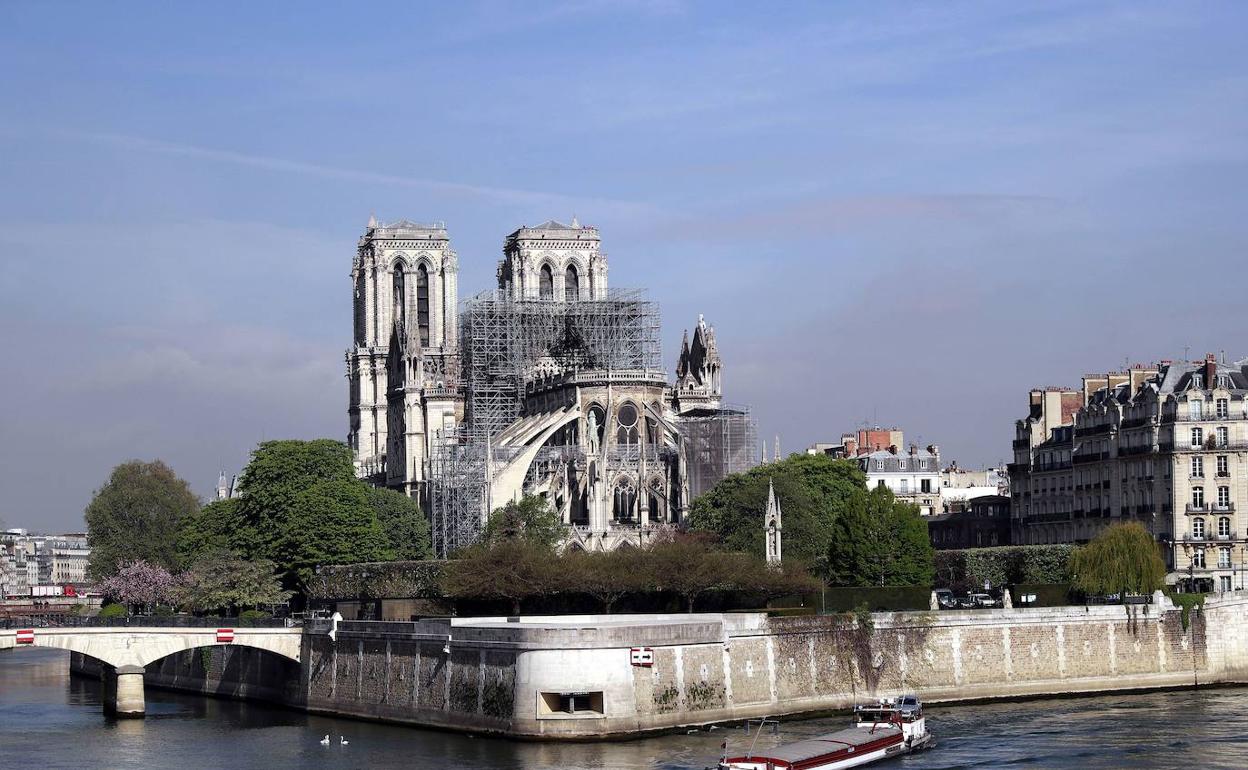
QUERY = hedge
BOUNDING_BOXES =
[307,560,445,601]
[820,586,933,612]
[935,544,1074,593]
[1009,583,1073,607]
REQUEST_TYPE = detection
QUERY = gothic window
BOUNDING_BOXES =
[416,264,430,346]
[646,417,659,446]
[613,480,636,522]
[539,263,554,300]
[648,489,662,522]
[616,403,640,445]
[565,263,580,301]
[586,405,606,453]
[392,267,406,329]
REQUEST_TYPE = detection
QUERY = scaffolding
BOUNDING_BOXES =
[680,404,760,501]
[429,288,663,556]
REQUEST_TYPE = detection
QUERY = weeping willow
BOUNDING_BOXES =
[1071,522,1166,596]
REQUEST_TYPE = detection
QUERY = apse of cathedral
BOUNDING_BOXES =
[346,217,757,554]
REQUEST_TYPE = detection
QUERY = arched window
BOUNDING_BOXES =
[616,403,639,445]
[416,264,430,346]
[539,264,554,300]
[1219,516,1232,537]
[613,480,636,522]
[392,267,406,329]
[565,263,580,301]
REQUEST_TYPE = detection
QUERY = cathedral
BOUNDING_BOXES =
[347,218,757,555]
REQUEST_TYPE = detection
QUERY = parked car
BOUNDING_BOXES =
[968,592,1004,609]
[933,589,958,610]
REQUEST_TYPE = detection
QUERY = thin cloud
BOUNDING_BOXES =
[58,129,650,215]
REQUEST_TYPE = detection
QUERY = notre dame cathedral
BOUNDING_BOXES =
[346,217,757,554]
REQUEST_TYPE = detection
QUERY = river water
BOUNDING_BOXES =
[3,647,1247,769]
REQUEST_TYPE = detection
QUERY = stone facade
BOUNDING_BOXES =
[346,218,460,495]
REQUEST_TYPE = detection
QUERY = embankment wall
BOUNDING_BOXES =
[104,591,1248,738]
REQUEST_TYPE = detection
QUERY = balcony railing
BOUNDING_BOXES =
[1164,411,1240,423]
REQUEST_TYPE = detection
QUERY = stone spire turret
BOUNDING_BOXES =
[765,478,783,566]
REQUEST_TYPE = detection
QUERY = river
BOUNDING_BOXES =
[2,647,1247,769]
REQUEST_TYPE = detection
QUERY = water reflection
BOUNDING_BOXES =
[4,647,1248,770]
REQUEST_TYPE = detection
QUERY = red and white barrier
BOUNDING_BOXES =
[216,628,234,644]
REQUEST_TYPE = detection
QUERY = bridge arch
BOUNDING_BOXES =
[1,625,302,718]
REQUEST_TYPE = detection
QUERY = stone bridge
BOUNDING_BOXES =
[0,622,302,717]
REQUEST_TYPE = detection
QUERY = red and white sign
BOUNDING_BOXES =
[15,629,34,645]
[630,647,654,667]
[216,628,234,644]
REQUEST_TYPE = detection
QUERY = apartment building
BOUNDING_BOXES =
[1011,355,1248,592]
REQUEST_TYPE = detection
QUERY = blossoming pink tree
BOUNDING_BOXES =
[97,560,178,615]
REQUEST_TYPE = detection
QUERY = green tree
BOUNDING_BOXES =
[86,460,199,579]
[368,487,432,561]
[688,454,865,565]
[484,495,564,550]
[234,440,394,590]
[176,498,255,568]
[177,550,290,615]
[823,486,934,587]
[1071,522,1165,597]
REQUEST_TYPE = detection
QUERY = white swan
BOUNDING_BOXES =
[319,735,330,746]
[340,736,349,746]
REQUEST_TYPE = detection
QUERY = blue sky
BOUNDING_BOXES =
[3,1,1248,531]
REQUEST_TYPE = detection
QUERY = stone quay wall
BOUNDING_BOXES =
[84,591,1248,739]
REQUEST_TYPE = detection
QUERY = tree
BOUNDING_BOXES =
[86,460,199,579]
[688,454,866,565]
[368,487,432,561]
[1071,522,1165,597]
[563,548,641,614]
[96,560,177,613]
[177,550,290,615]
[642,534,739,612]
[442,540,562,615]
[234,440,395,590]
[823,486,934,587]
[176,498,255,568]
[483,495,564,550]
